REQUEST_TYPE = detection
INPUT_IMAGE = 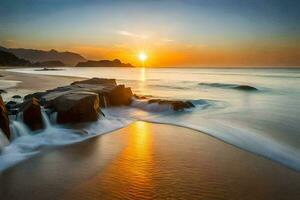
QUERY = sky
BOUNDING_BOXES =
[0,0,300,67]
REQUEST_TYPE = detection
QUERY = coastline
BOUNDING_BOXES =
[1,68,300,171]
[1,122,300,200]
[0,69,300,199]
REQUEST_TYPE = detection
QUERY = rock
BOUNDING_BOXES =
[0,89,7,94]
[186,101,195,108]
[76,59,134,67]
[234,85,258,91]
[148,99,195,111]
[107,85,133,106]
[12,95,22,99]
[24,92,46,100]
[52,91,100,124]
[19,98,44,131]
[5,101,17,109]
[133,94,147,99]
[71,78,117,86]
[5,101,22,115]
[0,96,10,139]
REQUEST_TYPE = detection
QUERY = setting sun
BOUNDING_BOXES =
[138,52,148,62]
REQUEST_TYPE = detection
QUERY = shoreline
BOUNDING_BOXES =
[1,122,300,199]
[0,69,300,172]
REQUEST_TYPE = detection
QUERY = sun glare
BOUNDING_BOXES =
[138,52,148,62]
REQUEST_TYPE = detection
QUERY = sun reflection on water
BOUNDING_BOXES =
[139,67,146,82]
[72,121,155,199]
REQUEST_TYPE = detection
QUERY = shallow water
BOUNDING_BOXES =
[2,67,300,171]
[2,122,300,200]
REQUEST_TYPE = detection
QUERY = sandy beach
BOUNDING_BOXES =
[0,121,300,200]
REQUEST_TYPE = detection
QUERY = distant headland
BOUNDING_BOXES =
[0,46,134,67]
[76,59,134,67]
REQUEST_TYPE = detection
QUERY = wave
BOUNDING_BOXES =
[1,100,300,172]
[198,82,259,91]
[148,84,190,90]
[0,112,133,172]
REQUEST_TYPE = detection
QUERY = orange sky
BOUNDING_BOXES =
[68,43,300,67]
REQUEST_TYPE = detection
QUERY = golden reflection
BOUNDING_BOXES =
[101,121,154,198]
[138,67,146,94]
[68,122,155,199]
[139,67,146,81]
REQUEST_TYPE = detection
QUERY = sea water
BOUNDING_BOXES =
[1,67,300,171]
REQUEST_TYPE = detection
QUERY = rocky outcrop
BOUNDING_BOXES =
[107,85,133,106]
[71,78,117,86]
[18,77,193,126]
[19,98,44,131]
[24,92,46,101]
[0,96,10,139]
[53,91,100,124]
[76,59,134,67]
[148,99,195,111]
[234,85,258,91]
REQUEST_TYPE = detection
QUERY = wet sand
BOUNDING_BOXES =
[1,122,300,200]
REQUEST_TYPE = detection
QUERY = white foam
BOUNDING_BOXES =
[0,113,133,172]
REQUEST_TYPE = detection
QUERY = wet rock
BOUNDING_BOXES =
[133,94,147,99]
[0,96,10,139]
[148,99,195,111]
[24,92,46,101]
[12,95,22,99]
[5,101,17,109]
[19,98,44,131]
[107,85,133,106]
[53,91,100,124]
[234,85,258,91]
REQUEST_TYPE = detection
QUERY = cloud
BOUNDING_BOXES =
[117,30,149,39]
[162,39,174,42]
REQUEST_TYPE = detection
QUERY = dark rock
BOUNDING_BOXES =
[8,109,18,116]
[52,91,100,124]
[19,98,44,131]
[133,94,147,99]
[71,78,117,86]
[148,99,195,111]
[24,92,46,101]
[234,85,258,91]
[12,95,22,99]
[186,101,195,108]
[0,89,7,94]
[76,59,134,67]
[0,96,10,139]
[107,85,133,106]
[5,101,17,109]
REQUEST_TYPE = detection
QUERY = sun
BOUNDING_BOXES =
[138,52,148,62]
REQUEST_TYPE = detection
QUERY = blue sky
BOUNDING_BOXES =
[0,0,299,66]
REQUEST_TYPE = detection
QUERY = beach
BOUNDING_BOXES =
[1,121,300,200]
[0,68,300,199]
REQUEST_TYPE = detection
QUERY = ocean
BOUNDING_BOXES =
[1,67,300,171]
